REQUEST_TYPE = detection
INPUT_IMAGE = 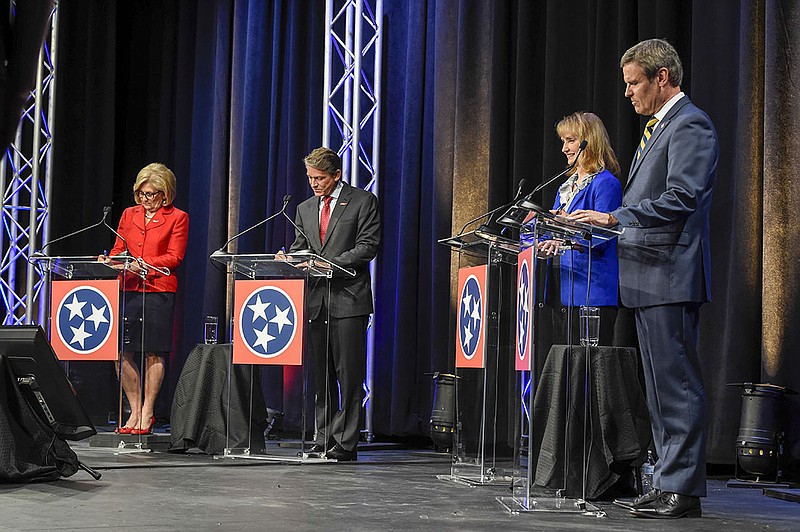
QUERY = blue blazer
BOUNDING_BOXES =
[553,169,621,307]
[611,96,718,307]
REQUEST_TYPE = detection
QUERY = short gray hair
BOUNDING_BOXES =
[620,38,683,87]
[303,147,341,175]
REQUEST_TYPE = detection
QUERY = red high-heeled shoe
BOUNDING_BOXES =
[131,417,155,436]
[115,426,133,435]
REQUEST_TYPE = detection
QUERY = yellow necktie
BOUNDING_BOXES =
[635,117,659,160]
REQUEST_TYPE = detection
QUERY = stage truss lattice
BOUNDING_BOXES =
[323,0,383,441]
[0,3,58,326]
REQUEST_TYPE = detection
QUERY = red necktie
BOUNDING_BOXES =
[319,195,333,243]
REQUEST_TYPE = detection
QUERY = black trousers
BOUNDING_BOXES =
[308,312,368,452]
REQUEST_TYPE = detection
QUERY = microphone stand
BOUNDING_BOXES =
[103,206,132,257]
[30,207,110,261]
[457,179,528,236]
[282,209,313,250]
[525,140,587,199]
[212,195,291,256]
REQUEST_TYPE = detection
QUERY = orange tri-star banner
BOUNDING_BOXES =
[516,247,534,371]
[50,279,120,361]
[455,265,487,368]
[233,279,305,365]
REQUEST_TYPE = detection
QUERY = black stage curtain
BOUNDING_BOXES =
[46,0,800,465]
[0,0,54,150]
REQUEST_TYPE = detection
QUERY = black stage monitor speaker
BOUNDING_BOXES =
[0,325,96,440]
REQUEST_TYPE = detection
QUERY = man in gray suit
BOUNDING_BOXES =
[289,147,380,461]
[569,39,718,518]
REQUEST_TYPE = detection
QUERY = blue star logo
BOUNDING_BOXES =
[239,286,297,358]
[55,286,113,354]
[459,275,482,358]
[517,260,530,361]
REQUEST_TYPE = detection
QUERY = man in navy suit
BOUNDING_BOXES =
[289,147,380,461]
[569,39,718,518]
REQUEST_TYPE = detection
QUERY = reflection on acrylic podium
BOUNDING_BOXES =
[438,229,519,485]
[209,251,354,463]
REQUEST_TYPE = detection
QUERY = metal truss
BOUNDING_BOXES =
[323,0,383,441]
[0,4,58,325]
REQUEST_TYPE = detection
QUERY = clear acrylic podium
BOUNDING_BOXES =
[494,200,621,515]
[29,253,160,451]
[438,228,519,485]
[209,250,355,462]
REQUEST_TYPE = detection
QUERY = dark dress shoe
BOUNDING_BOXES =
[630,492,701,519]
[325,444,357,462]
[613,489,660,509]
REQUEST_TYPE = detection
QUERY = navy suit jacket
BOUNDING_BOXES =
[611,96,718,308]
[289,182,380,319]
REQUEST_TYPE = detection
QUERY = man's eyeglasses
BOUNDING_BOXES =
[136,191,162,200]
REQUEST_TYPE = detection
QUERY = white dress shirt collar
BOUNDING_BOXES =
[654,91,685,122]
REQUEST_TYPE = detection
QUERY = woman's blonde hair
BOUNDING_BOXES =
[133,162,177,205]
[556,112,620,176]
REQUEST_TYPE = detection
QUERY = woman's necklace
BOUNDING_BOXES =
[145,211,156,220]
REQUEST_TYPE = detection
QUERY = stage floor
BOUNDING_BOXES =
[1,438,798,531]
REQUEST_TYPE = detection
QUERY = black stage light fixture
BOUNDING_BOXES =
[728,382,796,483]
[429,373,457,452]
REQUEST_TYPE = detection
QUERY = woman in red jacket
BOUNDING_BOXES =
[107,163,188,435]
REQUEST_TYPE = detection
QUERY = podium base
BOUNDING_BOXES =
[219,447,329,464]
[495,495,604,516]
[115,440,152,454]
[727,478,794,489]
[436,472,512,487]
[89,431,171,451]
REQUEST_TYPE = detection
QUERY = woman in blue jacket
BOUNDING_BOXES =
[537,112,621,344]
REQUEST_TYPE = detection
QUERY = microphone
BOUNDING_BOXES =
[512,178,528,200]
[36,206,110,256]
[214,194,291,254]
[457,178,528,236]
[101,206,131,257]
[528,140,587,197]
[281,195,315,251]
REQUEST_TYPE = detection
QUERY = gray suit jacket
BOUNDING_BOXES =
[612,96,718,308]
[289,182,380,318]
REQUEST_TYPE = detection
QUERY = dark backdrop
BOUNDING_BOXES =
[41,0,799,465]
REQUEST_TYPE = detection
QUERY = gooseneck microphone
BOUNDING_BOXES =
[102,206,131,257]
[528,140,588,197]
[214,194,291,254]
[457,178,528,236]
[281,195,315,250]
[35,206,111,256]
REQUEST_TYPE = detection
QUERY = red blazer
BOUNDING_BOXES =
[109,204,189,293]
